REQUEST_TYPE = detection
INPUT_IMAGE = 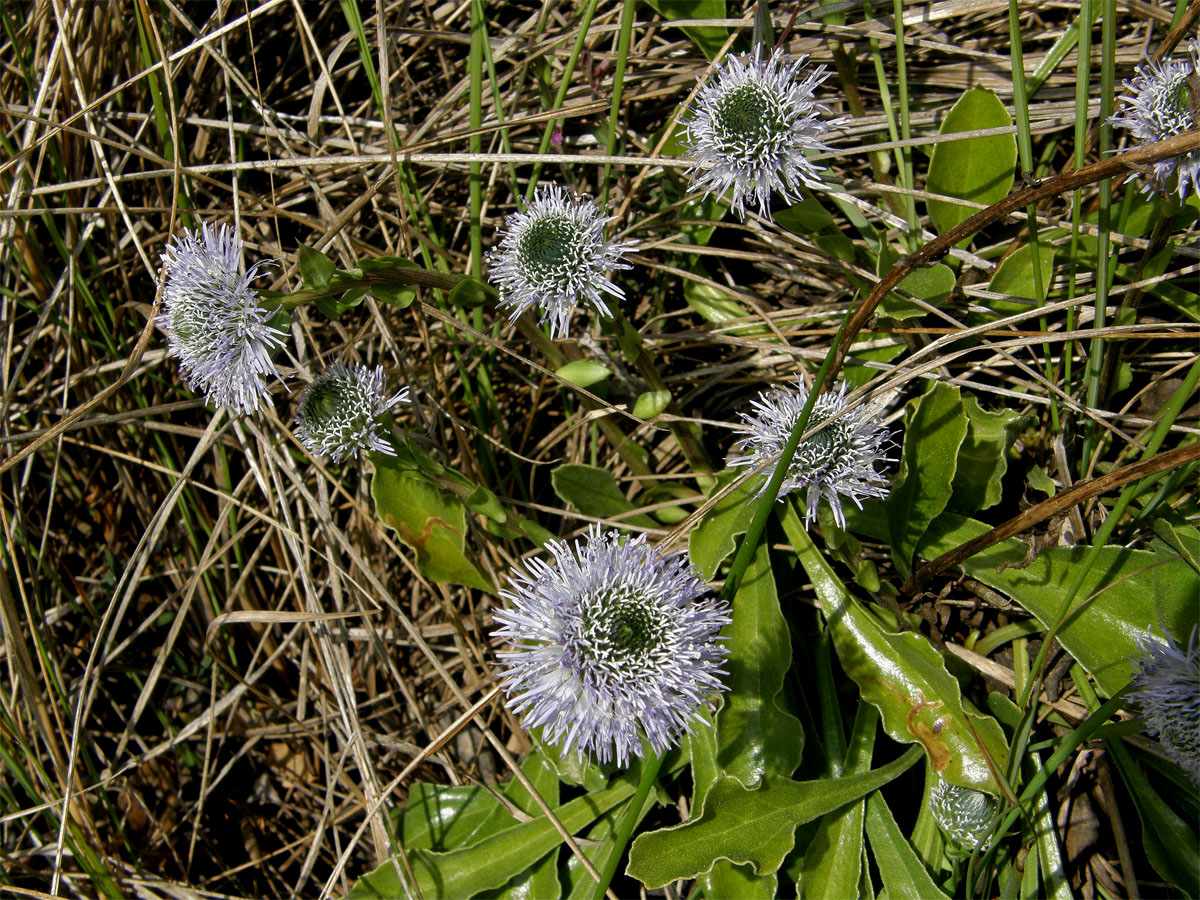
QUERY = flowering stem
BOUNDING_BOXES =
[720,314,853,601]
[276,266,462,310]
[590,749,663,900]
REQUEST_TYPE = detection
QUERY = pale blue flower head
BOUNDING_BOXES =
[1109,39,1200,200]
[159,222,286,414]
[486,184,634,339]
[492,525,730,766]
[683,46,841,220]
[294,362,408,462]
[1130,628,1200,783]
[729,381,892,527]
[929,779,997,852]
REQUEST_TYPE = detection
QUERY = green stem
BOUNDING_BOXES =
[526,0,601,200]
[720,315,853,602]
[591,749,662,900]
[601,0,637,210]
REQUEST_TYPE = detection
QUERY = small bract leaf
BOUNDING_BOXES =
[369,282,416,308]
[298,244,335,290]
[555,359,612,388]
[632,389,671,419]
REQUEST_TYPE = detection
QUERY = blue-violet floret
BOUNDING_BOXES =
[492,525,730,766]
[683,46,841,220]
[1109,38,1200,200]
[1129,627,1200,783]
[159,222,285,414]
[486,184,634,339]
[729,381,892,527]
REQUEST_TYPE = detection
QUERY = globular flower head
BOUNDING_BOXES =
[492,526,731,767]
[159,222,286,414]
[728,381,892,527]
[683,46,841,221]
[929,779,998,852]
[1129,628,1200,783]
[1109,39,1200,200]
[486,184,634,339]
[294,362,408,462]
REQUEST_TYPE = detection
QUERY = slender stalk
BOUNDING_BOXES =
[590,749,661,900]
[1063,0,1094,408]
[891,0,919,247]
[526,0,601,200]
[601,0,636,210]
[1081,2,1116,476]
[1007,1,1055,429]
[468,1,483,282]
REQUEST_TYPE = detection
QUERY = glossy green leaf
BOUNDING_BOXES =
[949,394,1026,514]
[448,276,493,308]
[371,465,492,591]
[797,705,878,899]
[626,748,922,889]
[882,382,969,579]
[926,86,1016,237]
[877,245,956,320]
[632,389,671,419]
[563,810,619,899]
[1151,511,1200,575]
[690,470,760,579]
[298,244,335,290]
[698,862,777,899]
[484,754,562,900]
[987,243,1056,315]
[549,463,654,527]
[717,541,805,786]
[865,792,951,900]
[555,359,611,388]
[402,782,500,852]
[785,508,1008,793]
[351,779,635,899]
[912,514,1200,696]
[642,0,729,60]
[684,278,752,324]
[776,196,834,234]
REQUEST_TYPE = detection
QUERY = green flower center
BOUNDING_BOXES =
[714,83,786,150]
[302,380,344,425]
[519,216,579,272]
[1171,77,1196,116]
[579,587,663,667]
[795,421,851,479]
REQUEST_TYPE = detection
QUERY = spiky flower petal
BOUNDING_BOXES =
[929,779,998,851]
[492,526,730,766]
[683,46,841,220]
[159,223,287,414]
[1109,39,1200,200]
[1130,628,1200,783]
[486,184,634,339]
[728,382,892,527]
[294,362,408,462]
